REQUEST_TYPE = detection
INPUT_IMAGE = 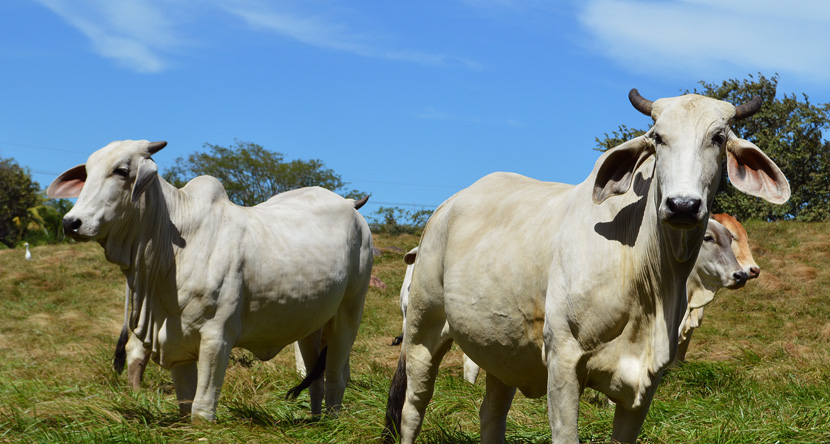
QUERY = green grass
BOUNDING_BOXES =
[1,225,829,443]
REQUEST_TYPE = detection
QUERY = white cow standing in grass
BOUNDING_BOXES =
[48,139,373,421]
[383,90,790,444]
[459,215,753,384]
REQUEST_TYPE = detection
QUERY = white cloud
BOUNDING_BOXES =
[578,0,830,82]
[33,0,184,73]
[34,0,481,72]
[224,3,480,69]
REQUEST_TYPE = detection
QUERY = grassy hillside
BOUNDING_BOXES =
[0,223,828,443]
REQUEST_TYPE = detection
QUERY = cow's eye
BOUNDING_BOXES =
[703,234,715,243]
[113,168,129,178]
[712,134,726,146]
[653,133,664,146]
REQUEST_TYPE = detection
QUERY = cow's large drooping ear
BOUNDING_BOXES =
[726,134,790,205]
[131,158,158,203]
[404,247,418,265]
[592,135,654,204]
[46,164,86,198]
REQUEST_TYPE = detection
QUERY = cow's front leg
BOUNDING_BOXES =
[190,336,232,422]
[126,331,151,390]
[170,362,197,417]
[610,373,661,443]
[479,372,516,444]
[545,348,582,443]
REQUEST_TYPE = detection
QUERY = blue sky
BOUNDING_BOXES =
[3,0,830,217]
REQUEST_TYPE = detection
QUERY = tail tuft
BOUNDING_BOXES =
[113,324,129,374]
[381,352,407,443]
[286,346,328,400]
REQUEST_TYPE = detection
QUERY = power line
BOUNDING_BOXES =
[363,200,438,209]
[350,179,463,189]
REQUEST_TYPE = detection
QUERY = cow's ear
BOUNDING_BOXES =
[47,164,86,198]
[592,135,654,204]
[404,247,418,265]
[726,134,790,204]
[131,158,158,202]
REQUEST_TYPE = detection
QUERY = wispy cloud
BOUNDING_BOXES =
[34,0,480,72]
[224,4,480,69]
[578,0,830,82]
[33,0,185,73]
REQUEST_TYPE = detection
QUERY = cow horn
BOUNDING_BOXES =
[734,96,762,120]
[629,89,653,117]
[148,141,167,154]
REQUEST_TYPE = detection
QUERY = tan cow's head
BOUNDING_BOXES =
[696,218,747,290]
[47,140,167,241]
[712,213,760,280]
[593,90,789,232]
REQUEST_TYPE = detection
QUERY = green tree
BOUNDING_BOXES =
[22,197,74,245]
[369,206,433,235]
[163,140,365,206]
[0,158,41,248]
[595,74,830,221]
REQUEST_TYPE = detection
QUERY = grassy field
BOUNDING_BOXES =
[1,222,829,443]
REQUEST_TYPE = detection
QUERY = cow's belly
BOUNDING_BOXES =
[445,291,548,397]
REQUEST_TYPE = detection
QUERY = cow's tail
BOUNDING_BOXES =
[353,195,370,210]
[285,346,328,400]
[113,284,130,374]
[382,350,407,443]
[113,323,129,374]
[390,334,403,346]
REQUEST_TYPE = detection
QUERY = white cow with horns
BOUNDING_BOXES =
[47,140,373,421]
[383,90,790,444]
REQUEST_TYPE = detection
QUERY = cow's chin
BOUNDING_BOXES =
[66,232,94,242]
[724,279,747,290]
[659,212,706,231]
[663,225,703,263]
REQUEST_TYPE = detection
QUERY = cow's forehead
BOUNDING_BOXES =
[712,214,747,240]
[651,94,736,125]
[87,140,149,168]
[706,219,733,246]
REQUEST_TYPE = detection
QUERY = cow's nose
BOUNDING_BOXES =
[63,217,82,234]
[732,270,748,287]
[666,196,701,218]
[748,266,760,279]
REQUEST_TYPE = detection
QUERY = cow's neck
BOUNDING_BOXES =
[106,178,186,350]
[619,177,702,374]
[649,182,702,370]
[686,270,719,310]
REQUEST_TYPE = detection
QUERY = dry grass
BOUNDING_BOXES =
[0,224,829,443]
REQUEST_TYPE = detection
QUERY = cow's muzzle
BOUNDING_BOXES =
[62,216,90,241]
[726,270,748,289]
[661,195,705,229]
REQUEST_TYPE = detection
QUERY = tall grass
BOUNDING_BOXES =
[1,225,828,443]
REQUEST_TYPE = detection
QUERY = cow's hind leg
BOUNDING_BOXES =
[399,317,453,444]
[295,329,325,415]
[479,372,516,444]
[321,289,365,415]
